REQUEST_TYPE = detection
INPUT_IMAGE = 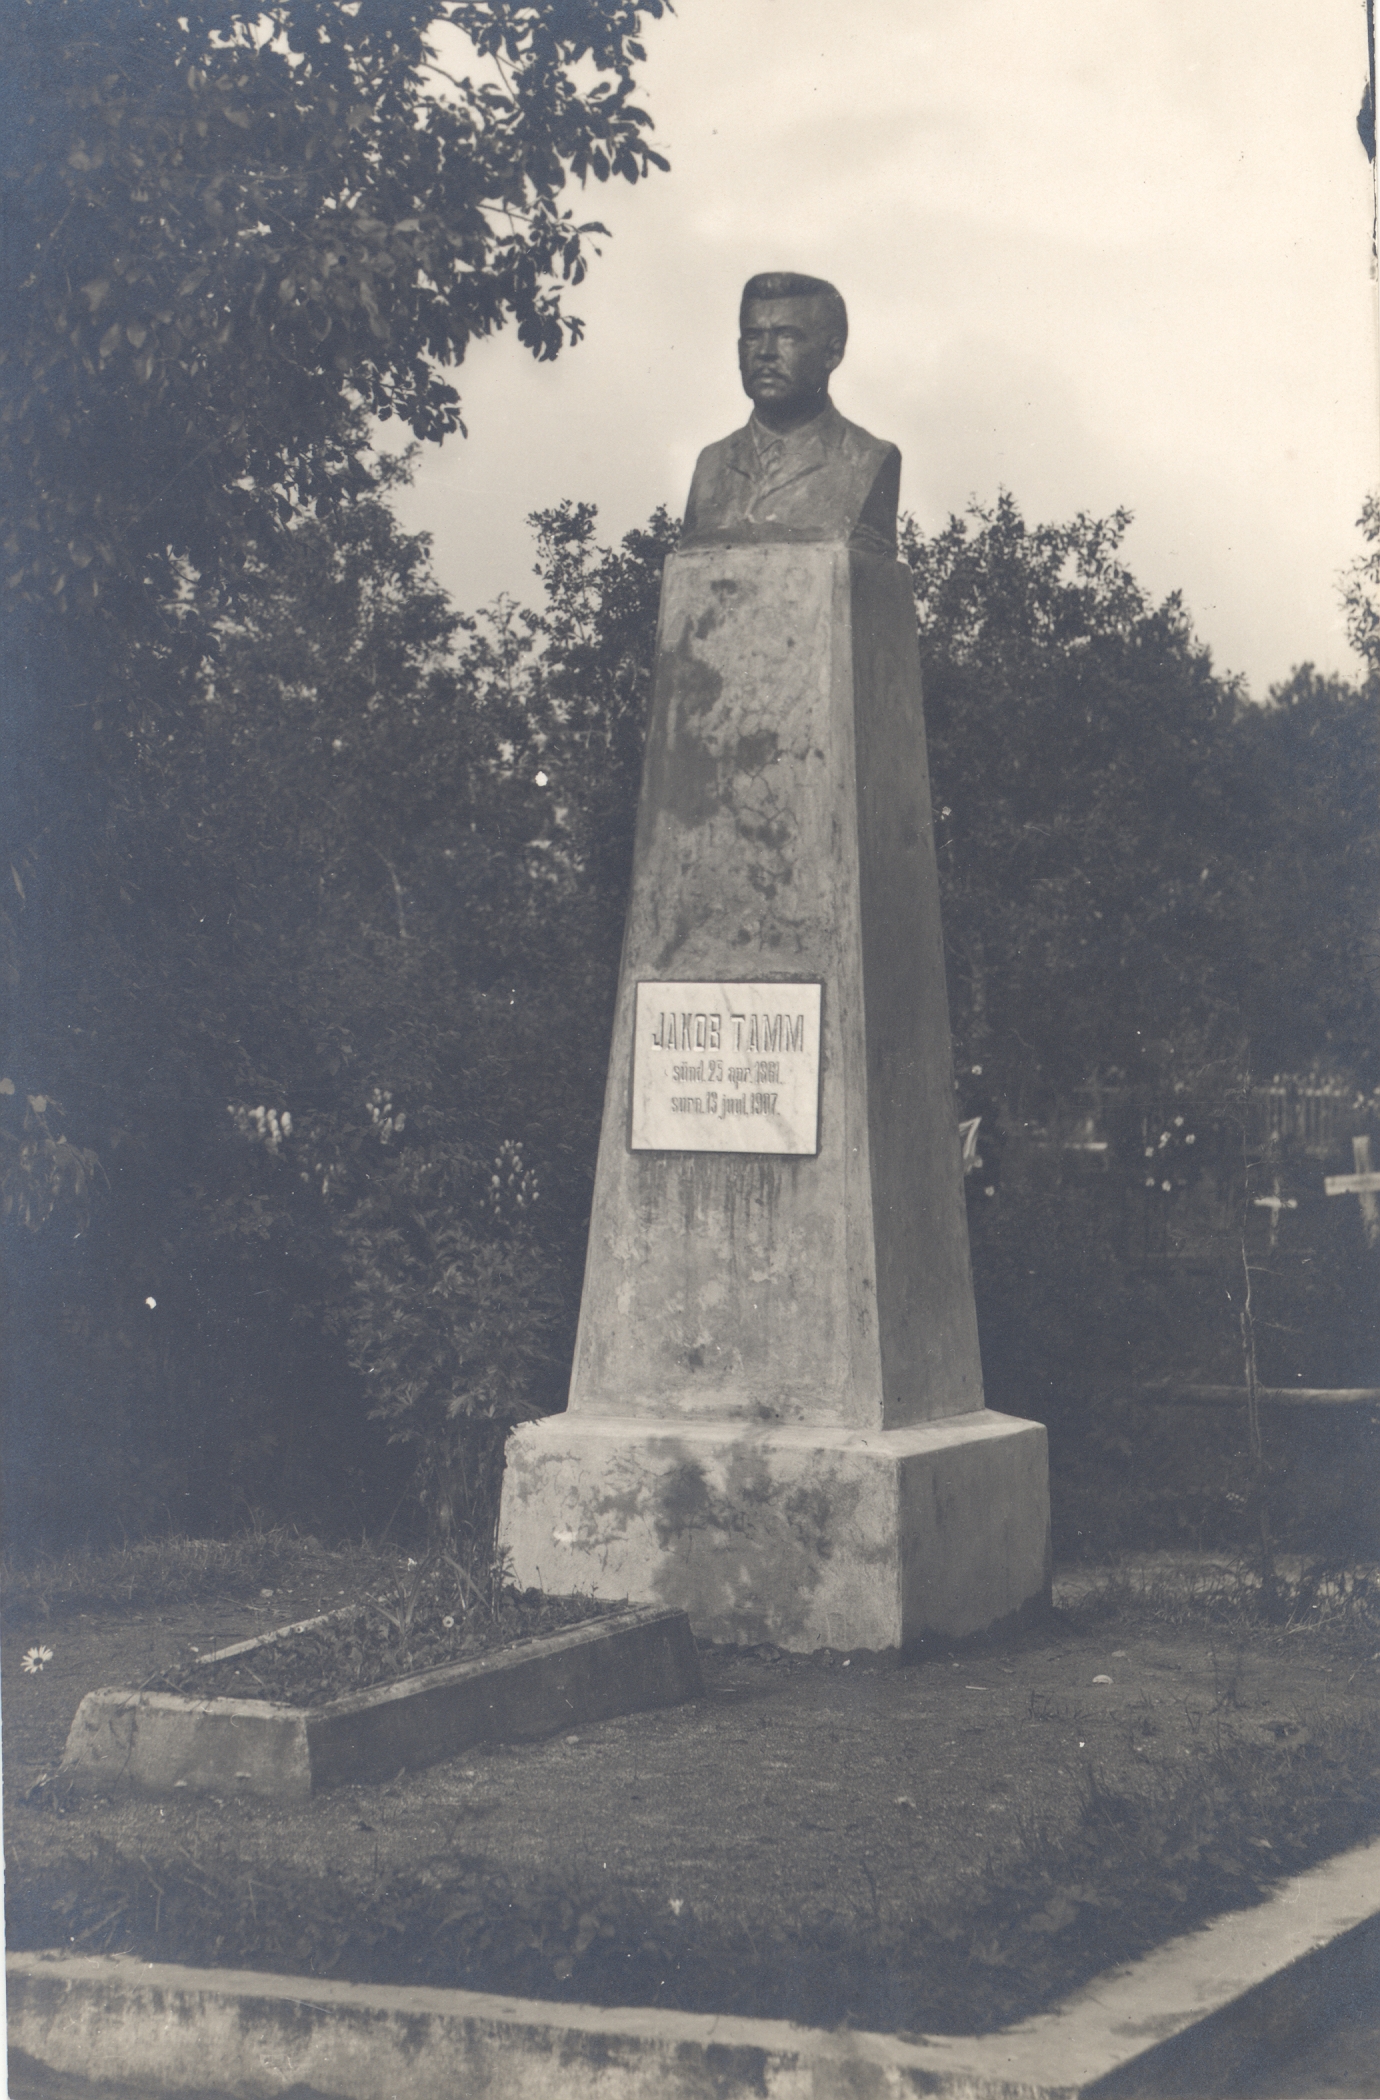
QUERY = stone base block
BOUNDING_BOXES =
[498,1411,1051,1652]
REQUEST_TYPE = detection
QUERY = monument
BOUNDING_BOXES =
[498,273,1051,1649]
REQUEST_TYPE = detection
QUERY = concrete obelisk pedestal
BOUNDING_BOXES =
[498,540,1050,1649]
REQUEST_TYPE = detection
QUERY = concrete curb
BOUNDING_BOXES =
[11,1829,1380,2097]
[57,1605,702,1801]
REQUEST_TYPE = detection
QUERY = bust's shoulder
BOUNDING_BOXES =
[683,426,751,528]
[827,407,900,468]
[690,425,750,473]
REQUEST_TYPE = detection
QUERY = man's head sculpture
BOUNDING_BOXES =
[737,273,848,432]
[681,271,900,556]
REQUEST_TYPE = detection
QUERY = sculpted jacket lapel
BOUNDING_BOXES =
[724,427,757,483]
[725,413,838,514]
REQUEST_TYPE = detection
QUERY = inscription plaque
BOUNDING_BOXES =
[630,981,822,1154]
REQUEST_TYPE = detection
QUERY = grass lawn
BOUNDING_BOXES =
[5,1534,1380,2036]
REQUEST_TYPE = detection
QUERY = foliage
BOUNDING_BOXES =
[13,1689,1380,2036]
[1,0,669,624]
[905,494,1247,1113]
[1342,491,1380,677]
[902,494,1378,1552]
[493,497,678,918]
[0,1526,312,1629]
[332,1138,565,1550]
[1,0,672,1551]
[908,492,1376,1099]
[0,472,677,1554]
[1222,666,1379,1080]
[0,1081,104,1231]
[154,1579,614,1704]
[5,460,1376,1558]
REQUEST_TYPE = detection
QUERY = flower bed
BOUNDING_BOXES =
[59,1603,701,1801]
[154,1573,617,1710]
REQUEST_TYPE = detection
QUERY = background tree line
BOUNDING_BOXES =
[5,469,1377,1556]
[2,0,671,1553]
[3,0,1376,1560]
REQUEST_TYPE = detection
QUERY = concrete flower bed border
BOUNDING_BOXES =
[11,1829,1380,2098]
[57,1605,702,1801]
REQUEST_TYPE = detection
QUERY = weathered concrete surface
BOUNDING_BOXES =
[568,542,983,1432]
[498,539,1050,1649]
[58,1689,312,1802]
[58,1607,701,1801]
[499,1411,1051,1650]
[12,1829,1380,2097]
[305,1605,702,1790]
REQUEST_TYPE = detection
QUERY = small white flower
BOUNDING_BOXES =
[970,1064,983,1075]
[442,1615,455,1629]
[22,1646,53,1674]
[1185,1133,1195,1144]
[1161,1180,1172,1193]
[984,1186,995,1197]
[144,1295,157,1309]
[534,770,549,786]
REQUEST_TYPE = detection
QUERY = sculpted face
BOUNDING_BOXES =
[738,295,844,430]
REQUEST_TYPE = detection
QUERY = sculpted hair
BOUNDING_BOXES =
[740,273,848,347]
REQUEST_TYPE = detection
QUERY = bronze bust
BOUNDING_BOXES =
[681,273,901,558]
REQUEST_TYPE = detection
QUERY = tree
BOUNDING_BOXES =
[9,462,1373,1559]
[1224,666,1379,1083]
[1,0,672,1101]
[0,476,678,1552]
[0,0,672,1549]
[1,0,669,625]
[3,465,491,1549]
[904,493,1247,1116]
[1342,492,1380,680]
[477,496,677,943]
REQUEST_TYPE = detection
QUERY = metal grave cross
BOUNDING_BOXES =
[1324,1135,1380,1248]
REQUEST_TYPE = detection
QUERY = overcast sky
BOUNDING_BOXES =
[386,0,1379,700]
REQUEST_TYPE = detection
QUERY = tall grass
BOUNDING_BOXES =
[0,1527,311,1628]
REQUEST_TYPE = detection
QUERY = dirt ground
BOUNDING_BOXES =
[6,1550,1377,1948]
